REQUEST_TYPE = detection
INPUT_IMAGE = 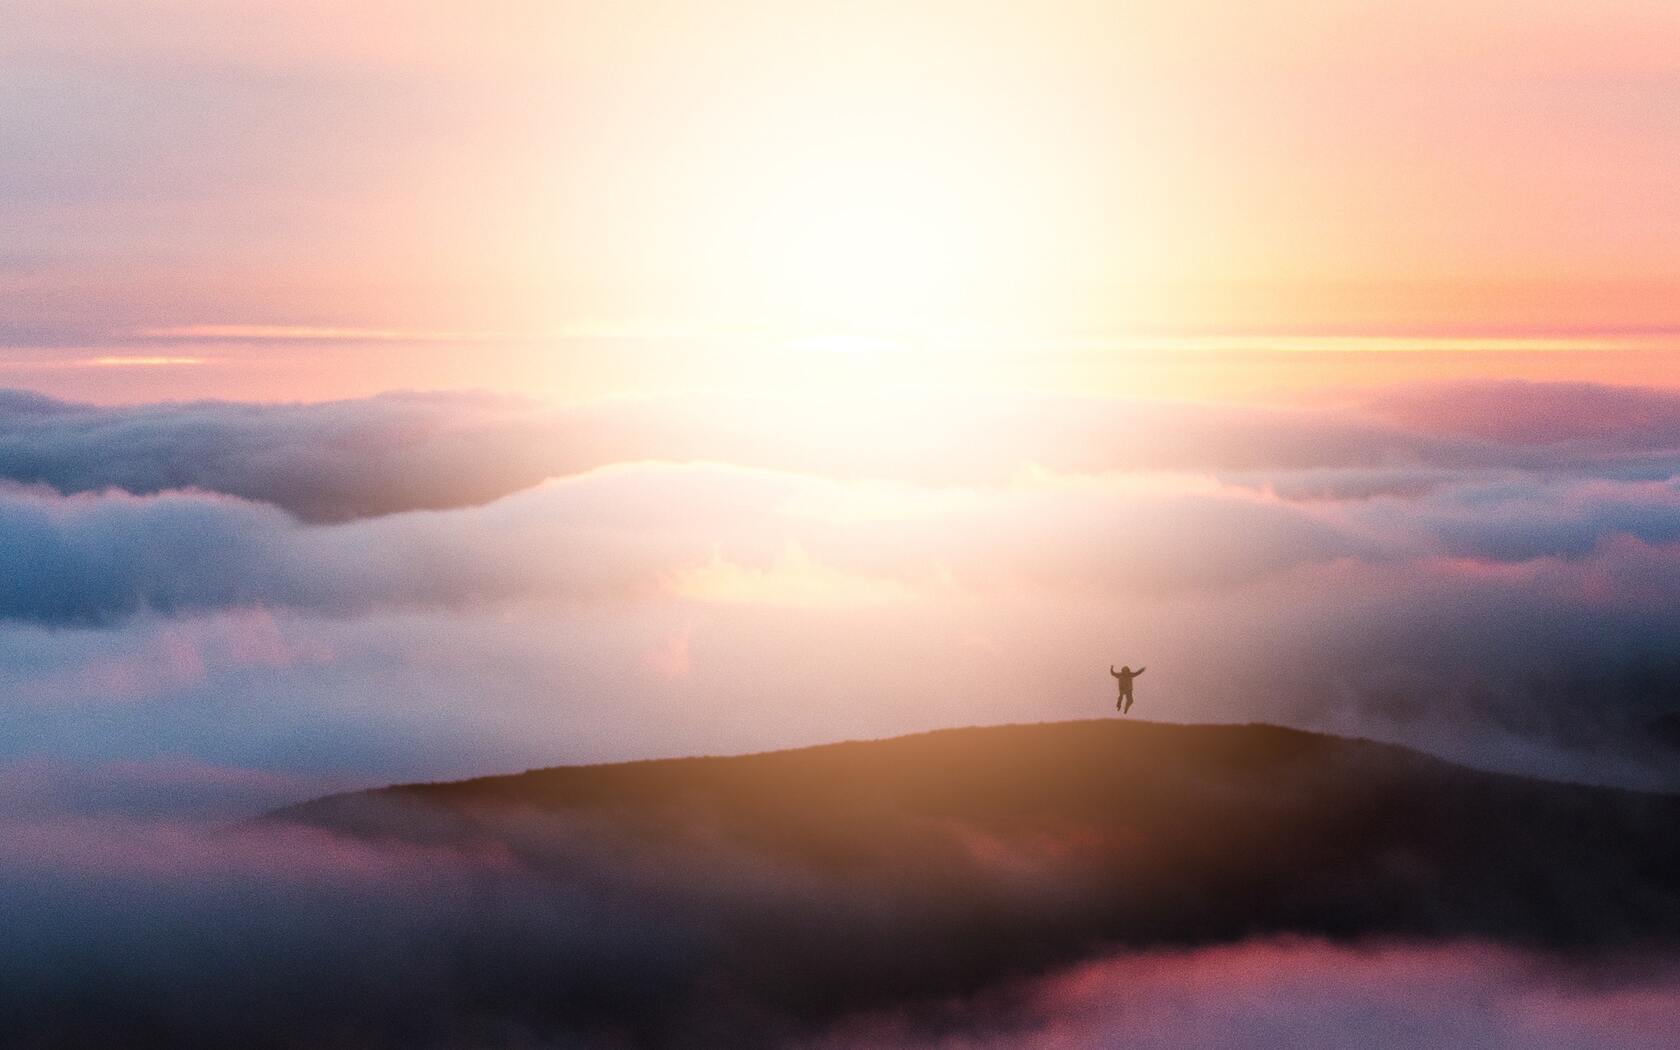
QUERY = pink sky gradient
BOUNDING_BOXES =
[4,1,1680,406]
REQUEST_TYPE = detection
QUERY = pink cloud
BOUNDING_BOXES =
[811,939,1680,1049]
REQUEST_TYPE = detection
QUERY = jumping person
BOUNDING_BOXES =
[1110,664,1145,713]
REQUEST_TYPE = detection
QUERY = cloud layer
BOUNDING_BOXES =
[5,380,1680,789]
[21,809,1677,1049]
[8,379,1680,521]
[812,940,1680,1050]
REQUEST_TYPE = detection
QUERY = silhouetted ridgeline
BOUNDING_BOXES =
[274,720,1680,959]
[21,719,1664,1049]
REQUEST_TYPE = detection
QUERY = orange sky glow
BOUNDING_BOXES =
[5,0,1680,405]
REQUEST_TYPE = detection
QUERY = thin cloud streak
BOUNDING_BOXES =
[132,325,518,343]
[87,355,207,367]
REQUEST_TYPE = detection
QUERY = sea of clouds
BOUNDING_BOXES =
[4,380,1680,795]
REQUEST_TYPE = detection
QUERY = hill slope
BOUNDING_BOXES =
[269,720,1680,1039]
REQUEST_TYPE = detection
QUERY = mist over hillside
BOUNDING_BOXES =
[5,721,1679,1048]
[255,720,1680,1045]
[278,720,1680,950]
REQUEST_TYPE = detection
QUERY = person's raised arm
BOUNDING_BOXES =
[1134,667,1146,676]
[1110,665,1120,679]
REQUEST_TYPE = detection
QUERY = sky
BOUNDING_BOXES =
[5,0,1680,402]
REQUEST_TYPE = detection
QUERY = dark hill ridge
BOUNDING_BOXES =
[267,720,1680,1041]
[276,720,1680,946]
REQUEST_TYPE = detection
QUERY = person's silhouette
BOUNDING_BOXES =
[1110,664,1145,713]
